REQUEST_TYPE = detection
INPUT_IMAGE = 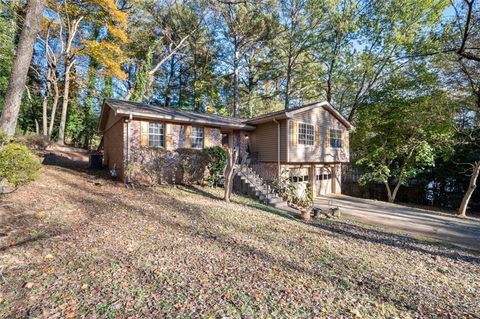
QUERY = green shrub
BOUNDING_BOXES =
[0,131,14,147]
[203,146,227,186]
[0,143,41,188]
[271,170,313,209]
[126,146,228,186]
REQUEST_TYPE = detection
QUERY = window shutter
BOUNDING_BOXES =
[315,125,320,147]
[342,129,347,148]
[290,120,297,145]
[140,121,149,146]
[326,128,330,147]
[204,127,209,148]
[184,125,192,148]
[165,123,173,149]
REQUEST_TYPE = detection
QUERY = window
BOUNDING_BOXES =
[316,174,332,181]
[289,175,309,183]
[298,123,314,146]
[191,126,204,149]
[149,122,164,148]
[330,128,343,148]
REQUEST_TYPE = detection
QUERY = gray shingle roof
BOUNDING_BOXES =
[102,98,353,131]
[104,99,254,130]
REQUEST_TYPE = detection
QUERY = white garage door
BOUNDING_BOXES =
[316,166,332,196]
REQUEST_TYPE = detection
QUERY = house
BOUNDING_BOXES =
[98,99,354,197]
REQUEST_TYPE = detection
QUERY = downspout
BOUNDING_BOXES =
[123,112,133,183]
[273,118,281,178]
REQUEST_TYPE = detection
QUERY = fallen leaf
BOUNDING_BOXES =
[147,226,155,232]
[35,211,46,218]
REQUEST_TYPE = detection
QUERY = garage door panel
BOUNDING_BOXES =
[316,167,332,196]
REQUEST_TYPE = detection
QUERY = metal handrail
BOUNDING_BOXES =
[237,162,277,202]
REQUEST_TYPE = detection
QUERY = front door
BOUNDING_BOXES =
[221,133,230,147]
[316,166,332,196]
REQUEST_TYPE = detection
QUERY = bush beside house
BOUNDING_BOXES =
[0,132,42,193]
[126,146,227,186]
[272,170,313,218]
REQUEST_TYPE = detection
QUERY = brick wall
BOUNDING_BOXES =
[129,120,222,150]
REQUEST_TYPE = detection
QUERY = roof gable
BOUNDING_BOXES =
[245,101,354,129]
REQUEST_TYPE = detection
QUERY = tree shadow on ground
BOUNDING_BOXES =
[41,152,112,180]
[0,229,65,252]
[211,191,480,264]
[181,186,298,221]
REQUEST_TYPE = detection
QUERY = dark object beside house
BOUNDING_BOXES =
[89,153,103,169]
[312,206,341,219]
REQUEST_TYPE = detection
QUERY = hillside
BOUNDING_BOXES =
[1,165,479,318]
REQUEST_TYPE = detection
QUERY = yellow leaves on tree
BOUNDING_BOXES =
[91,0,128,27]
[107,24,128,44]
[44,0,130,80]
[83,41,127,79]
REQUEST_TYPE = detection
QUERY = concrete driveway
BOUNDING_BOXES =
[315,195,480,251]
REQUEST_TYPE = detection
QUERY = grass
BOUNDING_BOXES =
[0,165,479,318]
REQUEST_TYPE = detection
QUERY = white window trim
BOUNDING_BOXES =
[148,122,165,148]
[329,128,343,149]
[297,121,315,147]
[191,126,204,149]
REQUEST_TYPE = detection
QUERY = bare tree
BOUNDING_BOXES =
[0,0,46,135]
[458,161,480,216]
[39,28,62,140]
[456,0,480,62]
[223,148,238,202]
[57,12,83,144]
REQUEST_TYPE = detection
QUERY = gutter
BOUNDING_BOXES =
[115,110,255,131]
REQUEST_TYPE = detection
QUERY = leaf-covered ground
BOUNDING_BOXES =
[1,165,479,318]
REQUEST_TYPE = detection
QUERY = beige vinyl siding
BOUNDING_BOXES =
[289,107,349,163]
[104,108,121,132]
[249,119,287,162]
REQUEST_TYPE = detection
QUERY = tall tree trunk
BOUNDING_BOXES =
[458,161,480,217]
[42,94,48,136]
[224,148,238,202]
[326,32,342,104]
[164,56,175,107]
[348,101,359,122]
[0,0,46,135]
[384,181,394,203]
[233,38,239,117]
[326,55,336,103]
[47,78,59,140]
[384,162,408,203]
[57,59,73,144]
[284,53,293,110]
